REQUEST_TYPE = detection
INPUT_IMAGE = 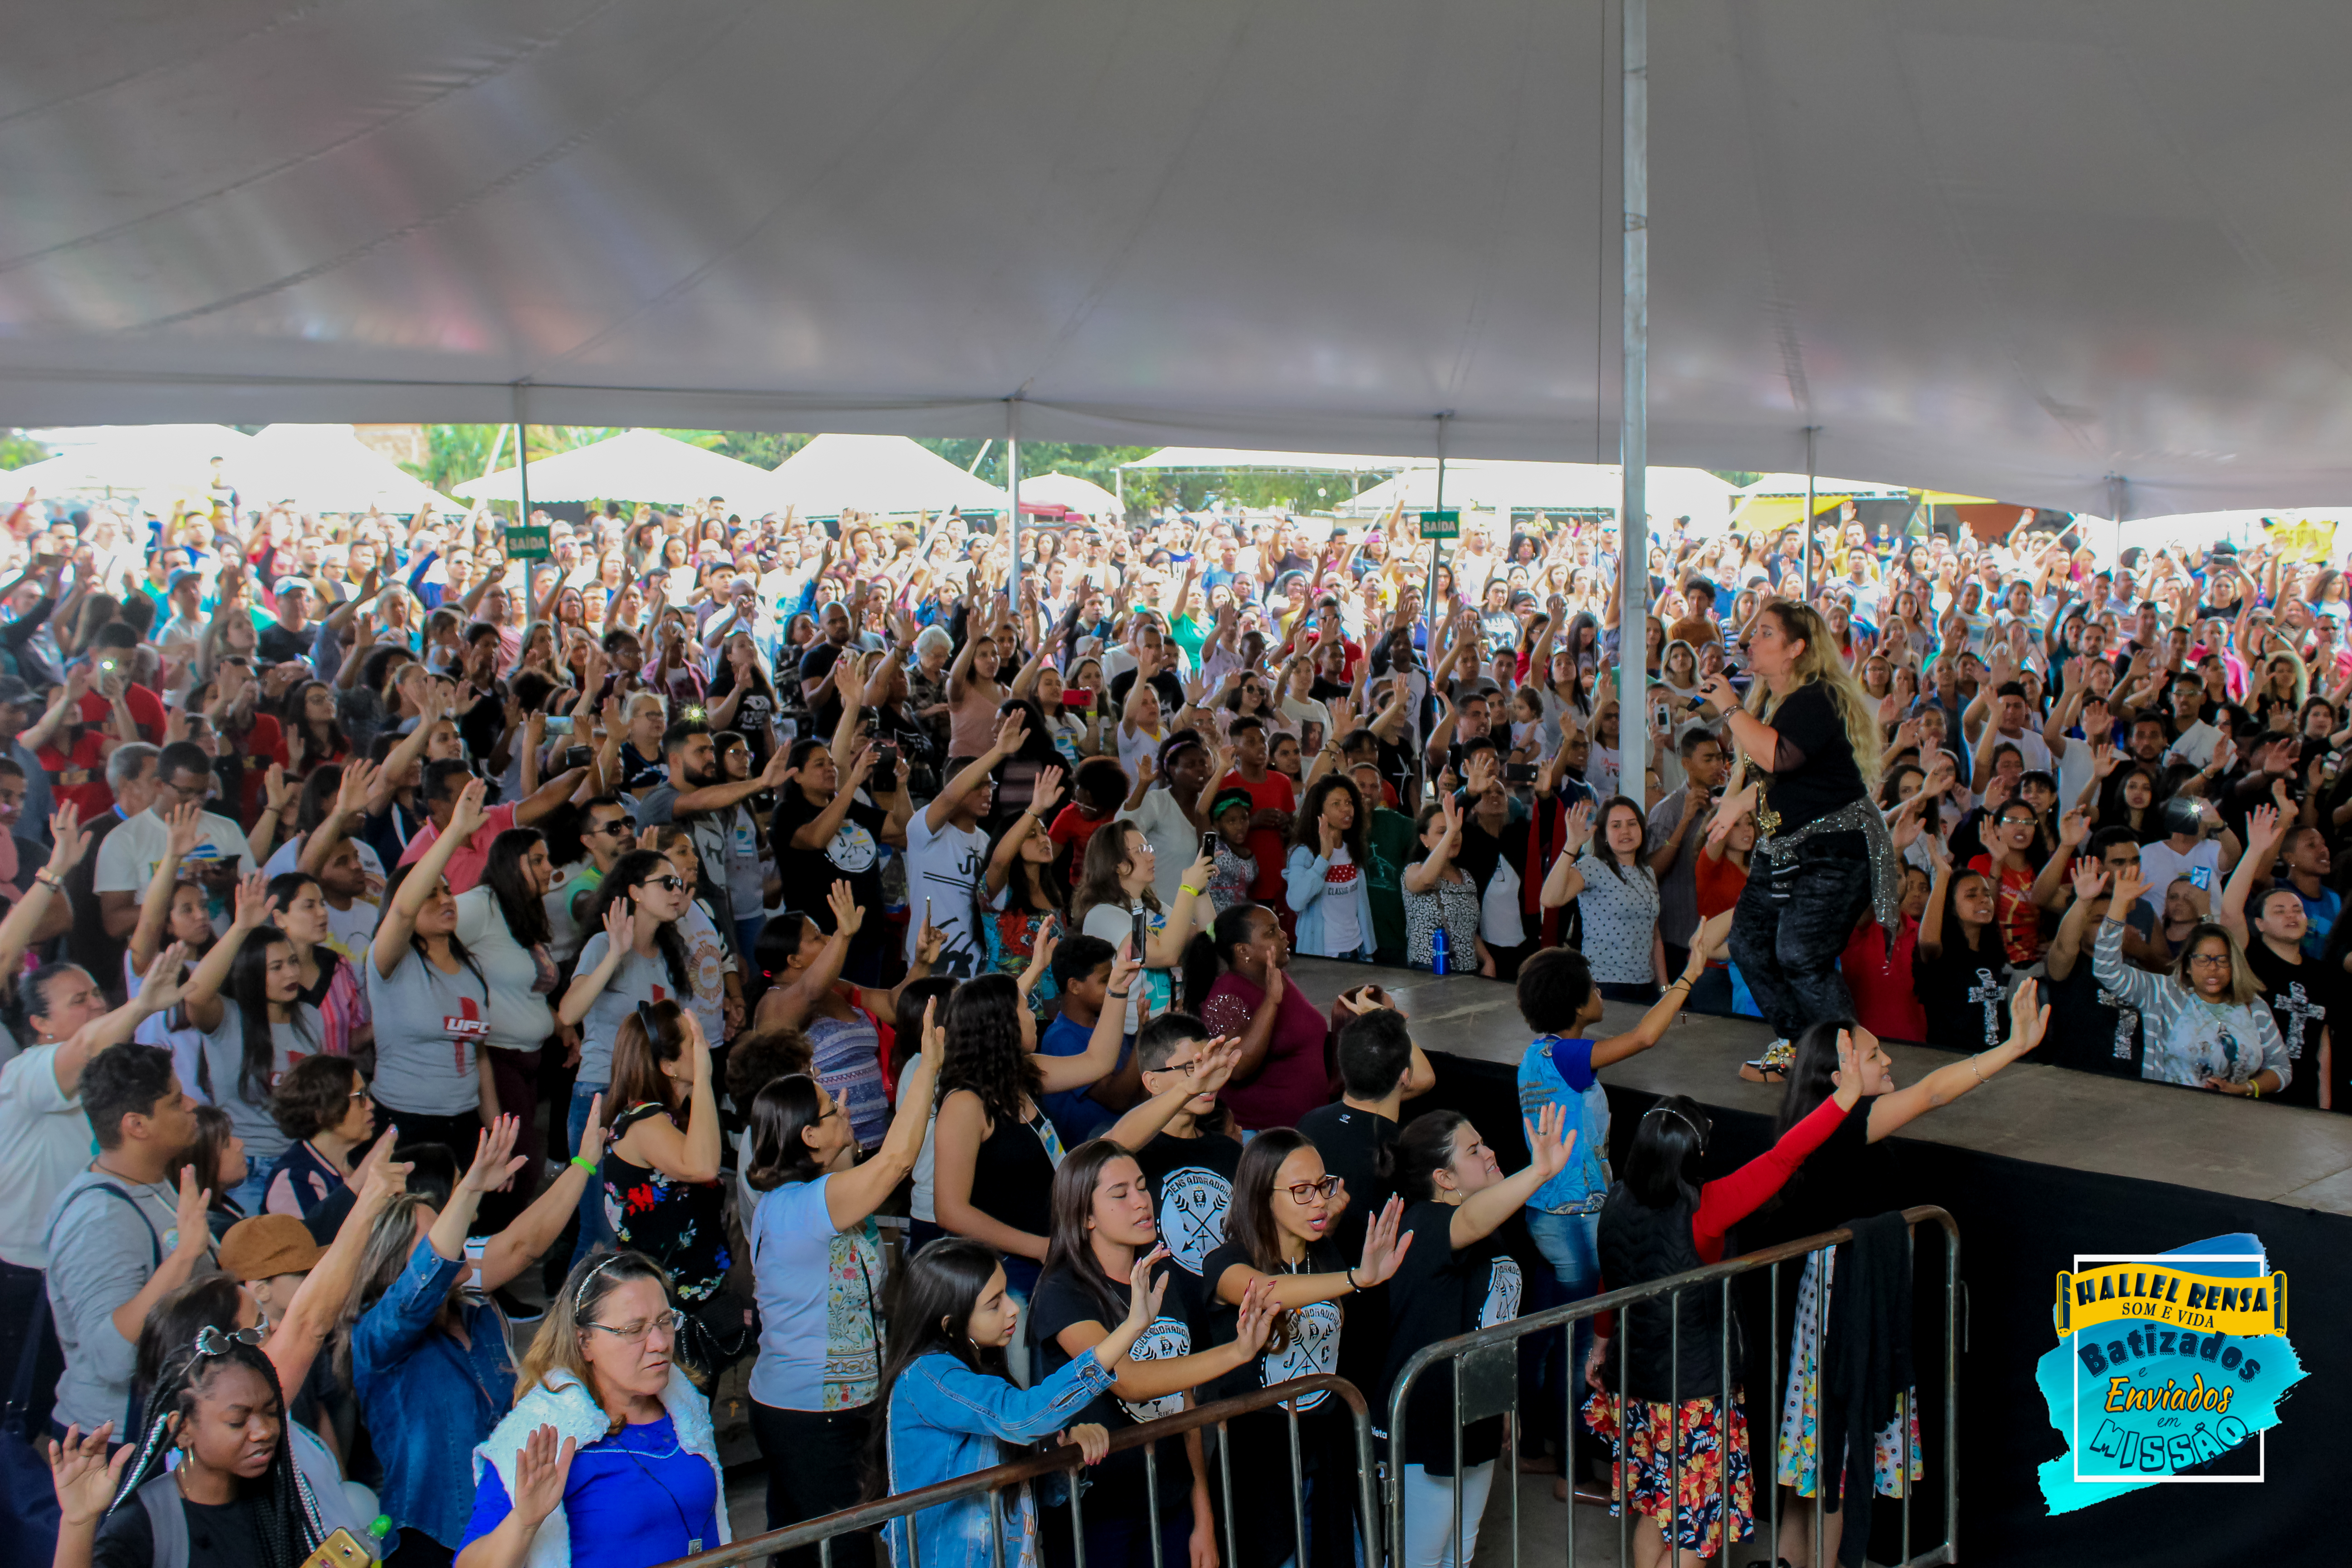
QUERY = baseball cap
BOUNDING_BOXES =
[273,575,310,598]
[167,568,203,593]
[0,677,34,708]
[218,1214,327,1282]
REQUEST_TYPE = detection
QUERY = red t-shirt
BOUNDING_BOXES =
[1047,804,1112,887]
[1840,915,1927,1045]
[37,730,113,817]
[1966,854,2045,965]
[76,684,168,745]
[1694,853,1747,921]
[1219,769,1297,904]
[224,713,289,823]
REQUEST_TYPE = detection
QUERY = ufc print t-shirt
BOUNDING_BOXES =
[571,933,676,1085]
[364,950,491,1117]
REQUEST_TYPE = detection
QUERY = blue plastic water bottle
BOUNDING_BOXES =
[1432,928,1450,975]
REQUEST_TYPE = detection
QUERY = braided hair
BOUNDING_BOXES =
[109,1334,325,1568]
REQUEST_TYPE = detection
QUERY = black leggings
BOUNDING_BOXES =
[1725,833,1872,1040]
[749,1398,875,1568]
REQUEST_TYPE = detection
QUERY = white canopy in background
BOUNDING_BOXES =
[10,4,2352,516]
[243,425,459,514]
[453,428,775,506]
[1119,449,1409,475]
[7,425,254,499]
[1344,461,1735,526]
[761,435,1008,518]
[1019,471,1122,518]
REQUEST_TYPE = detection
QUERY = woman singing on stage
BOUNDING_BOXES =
[1698,601,1902,1065]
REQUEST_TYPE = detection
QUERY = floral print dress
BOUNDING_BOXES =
[602,1102,732,1303]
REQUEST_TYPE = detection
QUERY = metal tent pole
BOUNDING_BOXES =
[1006,399,1022,616]
[1617,0,1649,793]
[513,385,531,530]
[1802,425,1818,602]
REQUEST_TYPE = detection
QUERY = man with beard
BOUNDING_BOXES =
[632,720,796,949]
[797,597,860,738]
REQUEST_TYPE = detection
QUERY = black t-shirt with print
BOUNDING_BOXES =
[1911,936,2009,1053]
[1028,1256,1205,1519]
[1381,1199,1524,1471]
[1132,1129,1242,1280]
[1199,1238,1348,1411]
[771,791,889,920]
[2244,939,2331,1109]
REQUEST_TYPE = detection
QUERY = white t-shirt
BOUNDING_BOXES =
[2139,838,2221,916]
[1117,721,1165,779]
[2055,734,2103,816]
[262,837,385,960]
[1480,854,1526,947]
[452,886,556,1049]
[1317,847,1362,954]
[902,811,990,976]
[92,808,256,925]
[0,1046,92,1269]
[2166,720,2223,771]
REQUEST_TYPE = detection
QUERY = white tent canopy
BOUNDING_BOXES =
[761,434,1007,518]
[10,5,2352,514]
[453,428,776,507]
[1019,471,1122,518]
[1344,462,1735,526]
[1120,449,1409,474]
[6,425,254,499]
[243,424,458,514]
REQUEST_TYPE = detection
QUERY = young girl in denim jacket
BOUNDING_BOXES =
[872,1236,1168,1568]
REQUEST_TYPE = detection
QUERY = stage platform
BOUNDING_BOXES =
[1289,958,2352,1215]
[1290,956,2351,1567]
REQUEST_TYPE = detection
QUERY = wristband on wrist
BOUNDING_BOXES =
[570,1154,597,1172]
[1107,989,1132,1000]
[1179,883,1204,897]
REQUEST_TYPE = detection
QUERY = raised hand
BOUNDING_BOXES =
[2009,978,2051,1052]
[1030,764,1066,818]
[460,1115,529,1193]
[1356,1194,1416,1286]
[511,1423,579,1531]
[161,800,204,862]
[1563,799,1597,854]
[1831,1029,1867,1110]
[1191,1035,1245,1095]
[448,776,490,838]
[992,706,1031,758]
[603,895,637,954]
[135,942,191,1017]
[172,1165,211,1257]
[1521,1102,1577,1182]
[2068,858,2109,903]
[1232,1276,1280,1355]
[2058,805,2089,849]
[45,801,90,875]
[1126,1243,1171,1326]
[2245,802,2285,855]
[348,1125,414,1199]
[46,1422,130,1529]
[231,871,279,931]
[2106,861,2149,911]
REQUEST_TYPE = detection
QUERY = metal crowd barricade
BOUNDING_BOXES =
[660,1374,1377,1568]
[1385,1205,1960,1568]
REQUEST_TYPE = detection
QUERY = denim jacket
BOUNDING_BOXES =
[883,1348,1113,1568]
[1283,845,1377,961]
[350,1238,516,1549]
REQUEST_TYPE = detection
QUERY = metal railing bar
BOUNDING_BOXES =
[1142,1438,1162,1568]
[1285,1395,1307,1564]
[661,1375,1372,1568]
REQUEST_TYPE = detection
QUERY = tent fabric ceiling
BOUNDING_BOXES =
[8,2,2352,516]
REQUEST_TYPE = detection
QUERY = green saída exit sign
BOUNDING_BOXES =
[1419,510,1460,539]
[505,524,552,562]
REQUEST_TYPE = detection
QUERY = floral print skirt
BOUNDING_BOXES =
[1582,1384,1752,1558]
[1774,1247,1925,1497]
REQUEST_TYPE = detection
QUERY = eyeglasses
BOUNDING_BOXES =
[583,1310,687,1343]
[1279,1175,1344,1205]
[1149,1057,1204,1078]
[2186,953,2234,970]
[193,1325,266,1357]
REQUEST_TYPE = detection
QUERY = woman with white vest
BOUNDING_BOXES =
[454,1250,729,1568]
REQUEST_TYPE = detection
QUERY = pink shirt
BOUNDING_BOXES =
[394,803,519,894]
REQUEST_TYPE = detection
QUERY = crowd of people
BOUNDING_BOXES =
[0,477,2338,1568]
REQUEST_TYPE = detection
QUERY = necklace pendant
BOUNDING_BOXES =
[688,1541,701,1554]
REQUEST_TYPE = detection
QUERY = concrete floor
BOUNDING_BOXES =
[1289,957,2352,1216]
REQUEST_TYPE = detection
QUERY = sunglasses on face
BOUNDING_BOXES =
[589,820,633,837]
[651,874,686,892]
